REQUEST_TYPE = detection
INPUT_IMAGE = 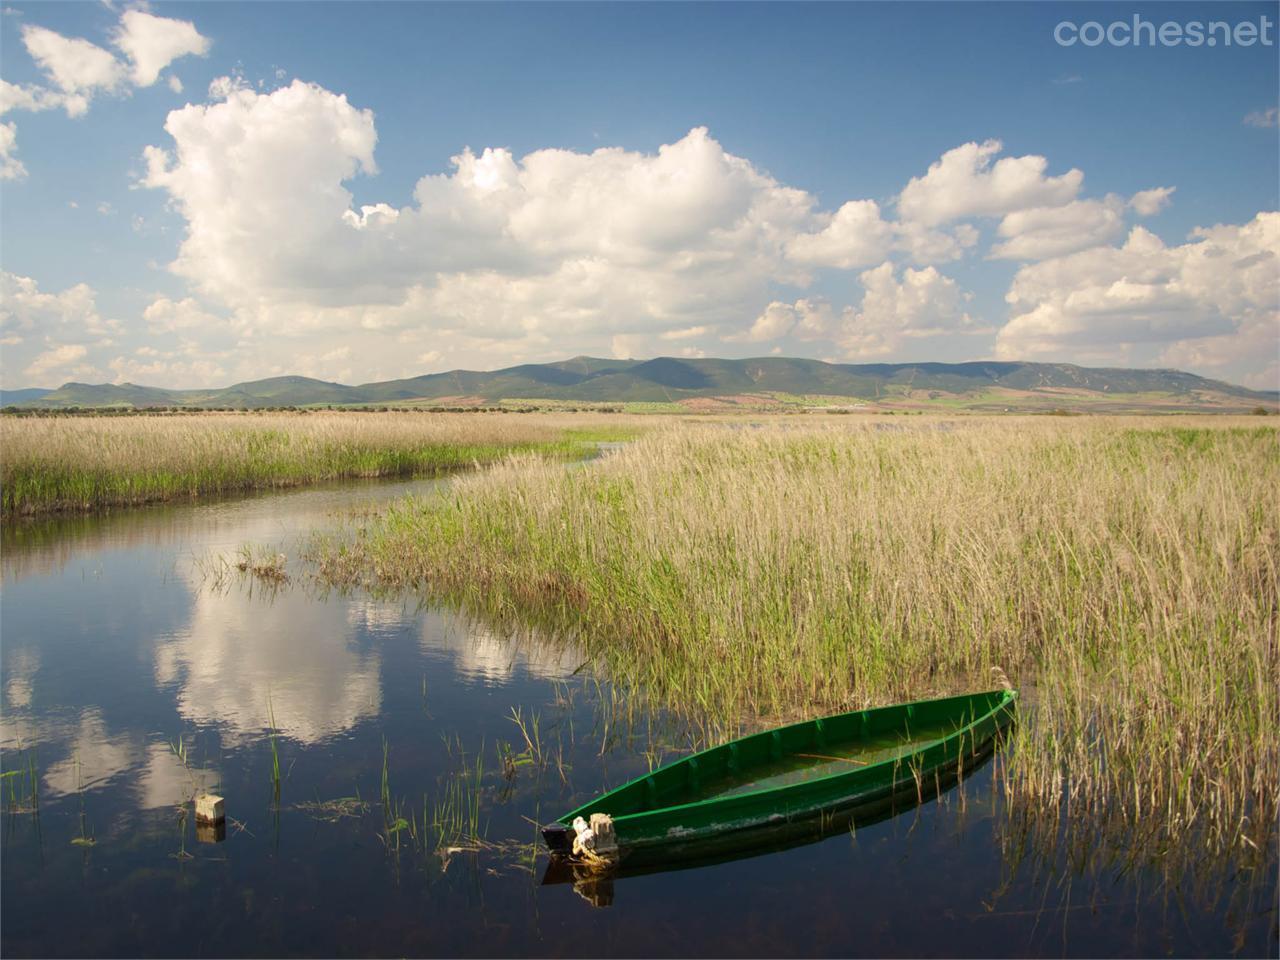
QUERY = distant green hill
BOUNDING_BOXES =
[22,376,362,410]
[10,358,1277,413]
[0,387,51,405]
[34,382,180,408]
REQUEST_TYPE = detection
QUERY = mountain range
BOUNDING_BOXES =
[6,357,1276,413]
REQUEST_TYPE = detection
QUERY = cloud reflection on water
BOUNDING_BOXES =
[161,580,384,747]
[418,608,582,683]
[2,474,587,828]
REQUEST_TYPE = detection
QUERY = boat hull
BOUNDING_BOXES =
[542,732,1003,903]
[545,688,1017,856]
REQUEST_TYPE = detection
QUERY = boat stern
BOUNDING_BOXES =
[541,822,573,856]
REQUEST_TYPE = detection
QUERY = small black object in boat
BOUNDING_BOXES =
[542,823,572,855]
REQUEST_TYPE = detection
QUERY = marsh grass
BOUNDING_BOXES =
[236,544,289,584]
[70,753,95,848]
[168,735,197,803]
[377,737,418,854]
[318,417,1279,858]
[380,736,393,815]
[1,749,40,816]
[294,795,370,823]
[170,806,193,862]
[192,552,236,592]
[369,735,489,861]
[431,749,486,850]
[166,734,219,813]
[992,784,1277,929]
[1,411,636,514]
[267,696,283,807]
[507,707,546,768]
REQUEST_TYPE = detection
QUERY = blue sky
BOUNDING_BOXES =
[1,2,1276,389]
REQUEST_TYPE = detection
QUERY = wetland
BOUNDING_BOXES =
[1,413,1276,956]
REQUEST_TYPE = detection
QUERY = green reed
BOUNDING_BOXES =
[507,707,546,768]
[1,749,40,816]
[1,412,637,514]
[380,736,392,813]
[431,748,486,849]
[267,696,282,807]
[70,753,95,848]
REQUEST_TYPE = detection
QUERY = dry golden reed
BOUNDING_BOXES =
[326,416,1278,855]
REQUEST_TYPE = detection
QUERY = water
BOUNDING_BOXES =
[2,478,1275,957]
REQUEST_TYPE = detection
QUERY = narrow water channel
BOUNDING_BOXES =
[1,477,1275,957]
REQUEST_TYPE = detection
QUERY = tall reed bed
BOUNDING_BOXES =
[0,412,634,514]
[321,417,1278,856]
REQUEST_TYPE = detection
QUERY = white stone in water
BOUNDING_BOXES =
[196,820,226,844]
[194,794,225,823]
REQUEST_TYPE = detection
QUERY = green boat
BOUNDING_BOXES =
[542,739,1005,907]
[542,687,1017,859]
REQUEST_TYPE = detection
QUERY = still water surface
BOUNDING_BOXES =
[2,477,1275,957]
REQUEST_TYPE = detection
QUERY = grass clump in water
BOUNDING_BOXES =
[316,416,1279,860]
[235,544,290,584]
[431,747,486,851]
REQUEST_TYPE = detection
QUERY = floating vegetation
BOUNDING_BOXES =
[294,796,370,823]
[235,544,290,584]
[195,544,307,597]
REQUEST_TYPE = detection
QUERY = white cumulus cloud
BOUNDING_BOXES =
[143,296,222,334]
[0,273,121,385]
[990,196,1127,261]
[0,122,26,180]
[142,79,381,307]
[897,139,1083,226]
[3,13,209,180]
[0,272,114,337]
[107,353,226,386]
[746,266,982,360]
[131,79,1275,385]
[25,343,90,380]
[786,199,894,270]
[2,61,1257,387]
[140,86,847,354]
[840,262,981,359]
[1129,186,1175,217]
[0,78,66,115]
[996,212,1279,364]
[20,24,126,115]
[738,298,838,343]
[1243,107,1278,129]
[112,9,210,87]
[660,325,711,341]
